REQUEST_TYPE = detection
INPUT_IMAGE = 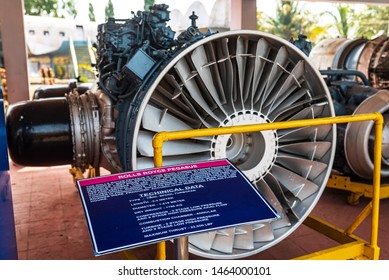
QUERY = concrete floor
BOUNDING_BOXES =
[9,162,389,260]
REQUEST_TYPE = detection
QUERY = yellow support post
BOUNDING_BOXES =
[346,202,372,235]
[152,113,383,260]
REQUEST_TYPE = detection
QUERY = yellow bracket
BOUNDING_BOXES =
[327,174,389,205]
[69,164,100,186]
[152,113,383,260]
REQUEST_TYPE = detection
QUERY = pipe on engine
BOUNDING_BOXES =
[33,82,93,99]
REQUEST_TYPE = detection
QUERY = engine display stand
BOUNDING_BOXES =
[77,113,383,260]
[295,201,378,260]
[326,174,389,205]
[152,113,383,260]
[69,164,100,187]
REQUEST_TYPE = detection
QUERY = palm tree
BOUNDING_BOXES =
[89,2,96,22]
[144,0,155,11]
[105,0,115,20]
[260,0,304,40]
[322,4,354,38]
[257,0,327,45]
[354,5,389,39]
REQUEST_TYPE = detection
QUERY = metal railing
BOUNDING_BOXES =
[152,113,384,260]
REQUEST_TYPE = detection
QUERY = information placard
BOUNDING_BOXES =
[77,159,279,256]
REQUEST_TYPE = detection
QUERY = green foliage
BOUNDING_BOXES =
[256,11,265,30]
[144,0,155,11]
[61,0,77,19]
[24,0,77,18]
[105,0,115,20]
[24,0,60,17]
[54,64,66,79]
[257,0,325,43]
[322,4,354,38]
[354,6,389,39]
[88,2,96,22]
[78,75,89,83]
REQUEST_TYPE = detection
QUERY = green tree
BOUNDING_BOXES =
[61,0,77,19]
[256,10,265,30]
[323,4,354,38]
[257,0,321,42]
[24,0,60,17]
[105,0,115,20]
[89,2,96,22]
[144,0,155,11]
[354,5,389,39]
[24,0,77,18]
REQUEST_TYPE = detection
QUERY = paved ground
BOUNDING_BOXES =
[8,162,389,260]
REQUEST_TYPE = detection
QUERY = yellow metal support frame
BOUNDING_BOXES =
[326,174,389,205]
[152,113,383,260]
[69,164,100,187]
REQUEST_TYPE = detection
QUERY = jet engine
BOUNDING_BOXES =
[309,36,389,179]
[6,5,336,258]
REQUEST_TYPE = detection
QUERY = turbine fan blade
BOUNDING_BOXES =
[252,38,271,105]
[264,173,300,220]
[279,141,332,160]
[189,231,217,252]
[278,125,332,142]
[175,58,222,122]
[211,228,235,253]
[271,165,319,201]
[218,38,234,106]
[270,95,327,121]
[256,180,291,229]
[277,153,328,181]
[191,45,228,116]
[264,60,305,111]
[236,36,248,100]
[236,36,256,106]
[289,195,316,220]
[260,46,289,109]
[142,105,194,132]
[137,131,209,157]
[253,223,274,242]
[142,105,211,140]
[204,42,227,104]
[288,103,326,120]
[233,225,254,250]
[266,87,308,120]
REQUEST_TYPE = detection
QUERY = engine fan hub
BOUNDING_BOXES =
[211,111,278,182]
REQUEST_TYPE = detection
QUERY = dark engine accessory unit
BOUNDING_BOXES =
[96,4,209,100]
[323,72,389,179]
[6,5,336,258]
[310,36,389,179]
[310,35,389,89]
[32,82,93,99]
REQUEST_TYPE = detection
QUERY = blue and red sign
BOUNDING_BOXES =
[77,159,279,256]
